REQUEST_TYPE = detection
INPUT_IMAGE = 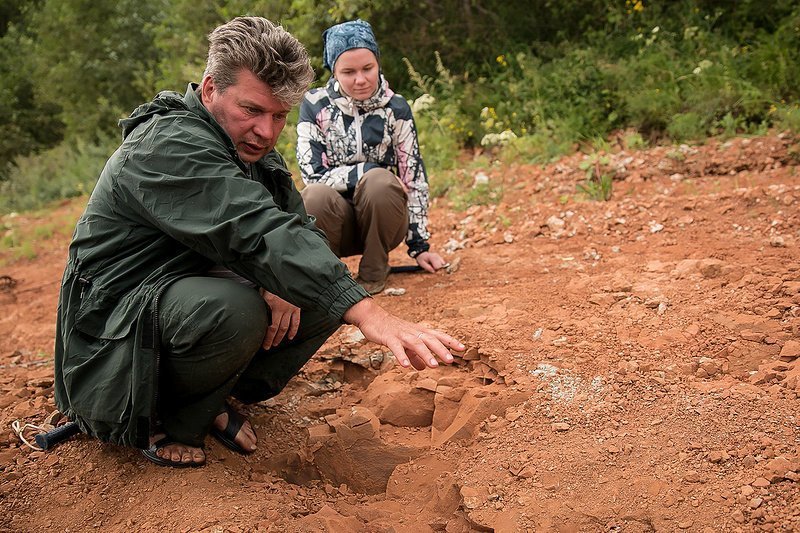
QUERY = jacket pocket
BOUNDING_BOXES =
[74,284,137,340]
[61,334,133,424]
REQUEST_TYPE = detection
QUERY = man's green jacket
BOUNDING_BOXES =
[54,85,368,448]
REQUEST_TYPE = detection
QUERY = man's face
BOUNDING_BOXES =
[201,69,291,163]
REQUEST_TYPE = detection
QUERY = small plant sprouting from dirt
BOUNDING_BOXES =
[666,149,687,162]
[788,142,800,164]
[577,153,613,201]
[622,131,648,151]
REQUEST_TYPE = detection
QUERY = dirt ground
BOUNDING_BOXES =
[2,133,800,532]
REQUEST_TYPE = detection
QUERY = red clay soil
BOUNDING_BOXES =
[2,133,800,532]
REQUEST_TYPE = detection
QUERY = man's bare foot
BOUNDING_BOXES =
[213,409,257,452]
[148,434,205,466]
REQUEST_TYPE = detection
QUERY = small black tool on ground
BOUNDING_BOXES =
[35,421,81,450]
[388,265,423,274]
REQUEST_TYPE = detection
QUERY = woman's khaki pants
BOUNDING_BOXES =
[301,168,408,283]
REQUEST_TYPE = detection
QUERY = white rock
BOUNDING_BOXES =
[770,236,786,247]
[547,216,566,234]
[443,238,464,253]
[383,287,406,296]
[473,172,490,187]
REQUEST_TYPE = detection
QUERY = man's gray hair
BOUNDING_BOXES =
[203,17,314,106]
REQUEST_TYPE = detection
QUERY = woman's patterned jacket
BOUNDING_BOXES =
[296,75,431,257]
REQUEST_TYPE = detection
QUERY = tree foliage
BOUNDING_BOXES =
[1,0,799,195]
[0,0,62,180]
[29,0,163,139]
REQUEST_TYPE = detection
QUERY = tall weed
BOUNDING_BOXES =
[577,153,614,201]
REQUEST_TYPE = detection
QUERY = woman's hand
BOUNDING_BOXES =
[415,251,449,273]
[342,298,464,370]
[260,288,301,349]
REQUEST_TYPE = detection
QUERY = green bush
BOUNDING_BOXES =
[403,53,481,147]
[403,5,800,164]
[0,137,116,213]
[4,1,800,214]
[775,105,800,133]
[408,93,462,175]
[666,111,708,142]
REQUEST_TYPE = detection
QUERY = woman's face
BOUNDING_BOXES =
[333,48,379,101]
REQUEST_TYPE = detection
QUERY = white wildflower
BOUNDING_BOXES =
[410,93,435,114]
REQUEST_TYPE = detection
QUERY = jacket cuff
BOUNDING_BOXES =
[317,274,371,321]
[407,240,430,258]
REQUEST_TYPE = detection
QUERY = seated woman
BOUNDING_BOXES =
[296,19,447,294]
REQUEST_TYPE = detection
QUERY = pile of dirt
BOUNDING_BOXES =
[2,133,800,532]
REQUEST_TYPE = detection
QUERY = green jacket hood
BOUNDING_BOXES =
[119,89,188,139]
[119,83,221,140]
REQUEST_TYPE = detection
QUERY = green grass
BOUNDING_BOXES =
[576,153,613,201]
[0,205,82,266]
[577,173,613,202]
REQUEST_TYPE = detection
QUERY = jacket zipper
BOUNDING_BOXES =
[353,102,363,161]
[78,277,91,299]
[150,287,165,437]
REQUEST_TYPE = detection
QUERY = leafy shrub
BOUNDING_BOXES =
[0,137,116,213]
[666,112,708,142]
[404,53,481,147]
[775,105,800,133]
[410,99,462,175]
[5,1,800,213]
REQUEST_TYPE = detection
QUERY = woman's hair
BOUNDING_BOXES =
[203,17,314,106]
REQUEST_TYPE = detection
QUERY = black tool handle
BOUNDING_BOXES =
[389,265,423,273]
[34,421,80,450]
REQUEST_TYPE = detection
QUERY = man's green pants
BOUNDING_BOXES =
[155,277,341,447]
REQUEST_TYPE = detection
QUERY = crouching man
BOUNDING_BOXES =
[54,16,462,468]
